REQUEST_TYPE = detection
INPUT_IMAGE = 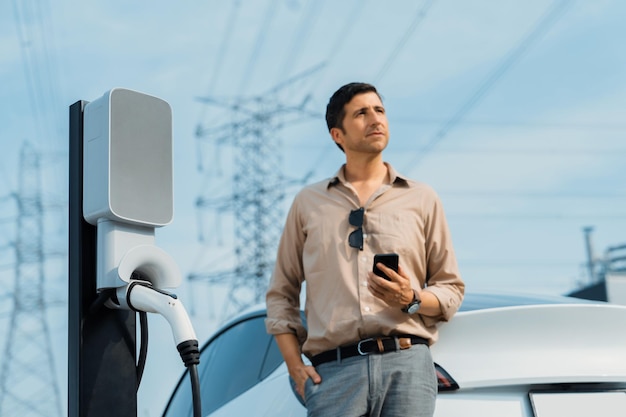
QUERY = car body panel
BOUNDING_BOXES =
[162,293,626,417]
[432,304,626,388]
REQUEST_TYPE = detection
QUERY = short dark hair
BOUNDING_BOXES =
[325,82,382,152]
[325,82,381,132]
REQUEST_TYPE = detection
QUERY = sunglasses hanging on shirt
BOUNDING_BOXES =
[348,207,364,250]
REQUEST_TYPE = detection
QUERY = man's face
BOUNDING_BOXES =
[331,92,389,155]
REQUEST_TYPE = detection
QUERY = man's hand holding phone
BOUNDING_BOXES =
[369,253,414,308]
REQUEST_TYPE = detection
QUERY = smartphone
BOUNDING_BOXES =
[373,253,399,281]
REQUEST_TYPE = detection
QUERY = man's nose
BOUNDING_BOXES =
[368,111,384,125]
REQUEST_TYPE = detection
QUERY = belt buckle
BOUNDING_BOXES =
[357,338,374,355]
[398,337,412,350]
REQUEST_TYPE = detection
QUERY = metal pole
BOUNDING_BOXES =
[68,100,137,417]
[582,226,596,284]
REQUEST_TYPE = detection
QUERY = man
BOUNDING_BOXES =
[265,82,464,417]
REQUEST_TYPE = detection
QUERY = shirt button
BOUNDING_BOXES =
[361,256,368,262]
[362,281,368,287]
[364,306,371,312]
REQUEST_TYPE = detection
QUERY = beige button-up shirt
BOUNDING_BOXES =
[265,163,464,357]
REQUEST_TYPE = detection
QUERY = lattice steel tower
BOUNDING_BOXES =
[190,68,320,320]
[0,142,63,417]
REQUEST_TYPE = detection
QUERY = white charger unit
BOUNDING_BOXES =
[83,88,179,290]
[83,87,173,227]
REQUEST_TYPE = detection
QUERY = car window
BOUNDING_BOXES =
[163,315,283,416]
[260,335,283,379]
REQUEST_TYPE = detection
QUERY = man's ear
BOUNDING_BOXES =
[330,127,343,147]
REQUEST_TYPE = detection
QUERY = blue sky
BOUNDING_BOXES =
[1,1,625,415]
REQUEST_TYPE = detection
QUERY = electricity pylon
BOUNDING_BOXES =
[0,142,63,417]
[190,65,322,320]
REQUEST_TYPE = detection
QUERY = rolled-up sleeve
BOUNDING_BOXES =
[420,191,465,327]
[265,196,308,345]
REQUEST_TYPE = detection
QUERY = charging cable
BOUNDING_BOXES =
[106,281,202,417]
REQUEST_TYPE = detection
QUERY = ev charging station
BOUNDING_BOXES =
[69,89,200,417]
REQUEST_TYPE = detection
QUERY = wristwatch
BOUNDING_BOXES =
[402,289,421,314]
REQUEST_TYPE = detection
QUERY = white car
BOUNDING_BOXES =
[163,292,626,417]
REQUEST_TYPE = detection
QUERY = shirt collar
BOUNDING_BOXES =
[327,162,409,188]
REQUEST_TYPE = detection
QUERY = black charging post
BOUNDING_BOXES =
[68,100,138,417]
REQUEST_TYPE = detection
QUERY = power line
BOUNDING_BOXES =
[307,0,370,90]
[207,0,241,96]
[373,0,436,83]
[195,0,242,172]
[11,0,63,148]
[276,0,324,82]
[12,0,46,142]
[33,0,63,143]
[401,0,574,173]
[237,0,278,95]
[303,0,434,182]
[300,0,432,182]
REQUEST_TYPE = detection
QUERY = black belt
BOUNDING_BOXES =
[311,335,429,367]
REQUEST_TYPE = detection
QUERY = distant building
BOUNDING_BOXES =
[569,232,626,305]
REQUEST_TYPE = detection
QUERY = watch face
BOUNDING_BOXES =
[407,302,420,314]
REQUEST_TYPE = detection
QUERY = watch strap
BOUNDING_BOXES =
[402,289,421,313]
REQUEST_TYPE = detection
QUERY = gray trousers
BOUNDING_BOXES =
[301,344,437,417]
